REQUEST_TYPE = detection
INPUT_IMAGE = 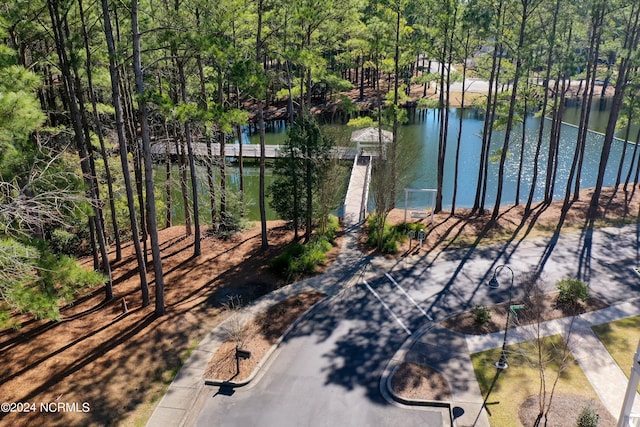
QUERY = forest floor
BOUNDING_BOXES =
[1,184,639,427]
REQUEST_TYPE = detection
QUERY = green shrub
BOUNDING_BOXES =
[269,243,304,275]
[0,238,105,327]
[472,305,491,327]
[48,226,89,256]
[556,278,590,308]
[366,215,388,247]
[322,214,340,244]
[576,406,600,427]
[269,236,334,279]
[366,217,426,254]
[291,241,327,274]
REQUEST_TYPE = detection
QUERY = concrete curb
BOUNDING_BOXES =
[379,321,456,425]
[203,295,329,388]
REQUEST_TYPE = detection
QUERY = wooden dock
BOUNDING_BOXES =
[149,141,360,160]
[150,140,375,227]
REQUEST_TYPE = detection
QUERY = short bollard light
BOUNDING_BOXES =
[417,229,426,249]
[235,348,251,375]
[236,348,251,360]
[408,230,416,249]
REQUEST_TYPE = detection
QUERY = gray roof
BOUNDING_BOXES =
[350,127,393,144]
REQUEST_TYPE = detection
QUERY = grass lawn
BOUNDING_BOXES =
[592,315,640,393]
[471,335,602,427]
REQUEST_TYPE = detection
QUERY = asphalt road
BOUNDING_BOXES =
[195,282,443,427]
[194,221,640,427]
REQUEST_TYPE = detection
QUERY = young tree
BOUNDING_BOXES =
[517,275,583,427]
[269,114,332,242]
[0,48,106,324]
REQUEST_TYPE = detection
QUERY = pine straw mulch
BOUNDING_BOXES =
[361,185,640,258]
[518,393,616,427]
[391,362,452,402]
[204,290,325,382]
[0,221,340,427]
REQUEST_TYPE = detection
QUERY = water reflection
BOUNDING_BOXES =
[155,98,639,220]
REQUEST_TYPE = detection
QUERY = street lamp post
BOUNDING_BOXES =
[489,265,515,370]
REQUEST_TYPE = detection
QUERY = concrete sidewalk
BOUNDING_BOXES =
[386,300,640,427]
[464,300,640,422]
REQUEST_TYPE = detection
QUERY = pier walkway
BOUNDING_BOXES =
[149,141,359,160]
[151,142,377,228]
[151,126,391,229]
[342,154,372,226]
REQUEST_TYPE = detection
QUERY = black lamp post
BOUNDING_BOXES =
[489,265,515,370]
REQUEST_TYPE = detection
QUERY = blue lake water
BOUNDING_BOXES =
[159,98,639,221]
[243,101,638,211]
[397,108,637,209]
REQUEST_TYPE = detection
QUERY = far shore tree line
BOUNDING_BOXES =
[2,0,640,325]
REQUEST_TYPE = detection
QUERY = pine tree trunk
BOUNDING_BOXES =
[132,0,165,316]
[177,59,201,255]
[47,0,113,300]
[452,30,470,214]
[527,0,561,212]
[78,0,122,261]
[164,120,172,229]
[101,0,150,306]
[473,0,504,214]
[257,0,268,250]
[589,3,640,217]
[492,0,531,219]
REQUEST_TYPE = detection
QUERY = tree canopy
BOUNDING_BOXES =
[2,0,640,324]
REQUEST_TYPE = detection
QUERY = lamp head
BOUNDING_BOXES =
[489,274,500,289]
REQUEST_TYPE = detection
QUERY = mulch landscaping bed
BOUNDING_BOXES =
[204,290,325,382]
[442,292,608,335]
